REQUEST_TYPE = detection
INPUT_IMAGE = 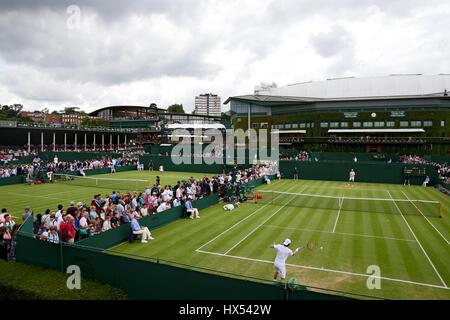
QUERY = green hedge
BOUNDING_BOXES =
[0,260,128,300]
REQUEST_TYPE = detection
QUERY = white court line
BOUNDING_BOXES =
[401,190,449,246]
[262,224,417,243]
[223,186,308,255]
[195,249,450,291]
[302,185,400,193]
[195,182,294,252]
[332,195,344,233]
[387,190,447,288]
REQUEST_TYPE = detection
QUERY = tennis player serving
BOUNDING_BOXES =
[271,238,302,282]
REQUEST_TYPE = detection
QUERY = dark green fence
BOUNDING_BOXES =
[15,216,353,300]
[279,161,438,185]
[309,152,400,163]
[0,175,24,186]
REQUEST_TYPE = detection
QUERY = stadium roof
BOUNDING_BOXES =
[225,75,450,105]
[89,105,160,116]
[254,74,450,99]
[224,93,449,105]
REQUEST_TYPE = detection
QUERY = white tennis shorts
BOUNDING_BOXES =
[349,177,355,182]
[274,262,286,279]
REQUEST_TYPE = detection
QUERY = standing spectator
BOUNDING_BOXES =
[79,212,91,240]
[22,207,32,221]
[62,215,76,244]
[48,226,59,244]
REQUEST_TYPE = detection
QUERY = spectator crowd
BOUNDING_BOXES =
[0,163,277,249]
[401,154,450,183]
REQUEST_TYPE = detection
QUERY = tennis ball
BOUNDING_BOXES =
[320,246,323,250]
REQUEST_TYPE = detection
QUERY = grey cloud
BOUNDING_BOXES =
[0,8,221,85]
[309,25,354,58]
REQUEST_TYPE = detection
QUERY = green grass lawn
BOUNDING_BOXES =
[107,178,450,300]
[2,171,449,299]
[0,260,128,300]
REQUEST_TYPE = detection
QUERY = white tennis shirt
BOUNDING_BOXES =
[274,244,293,265]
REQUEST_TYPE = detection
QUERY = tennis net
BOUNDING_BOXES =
[54,173,152,192]
[255,190,441,218]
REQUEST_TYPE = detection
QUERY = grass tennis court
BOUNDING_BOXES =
[107,177,450,300]
[2,171,449,299]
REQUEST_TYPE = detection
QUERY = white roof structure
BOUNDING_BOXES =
[271,130,307,134]
[328,129,425,133]
[167,123,225,130]
[255,74,450,98]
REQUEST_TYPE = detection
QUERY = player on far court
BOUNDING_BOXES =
[271,239,302,283]
[348,168,356,186]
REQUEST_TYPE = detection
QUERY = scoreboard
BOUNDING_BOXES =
[403,167,426,176]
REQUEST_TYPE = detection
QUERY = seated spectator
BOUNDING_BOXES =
[111,211,120,228]
[185,198,200,219]
[173,198,181,207]
[130,216,154,243]
[102,215,112,232]
[156,201,170,213]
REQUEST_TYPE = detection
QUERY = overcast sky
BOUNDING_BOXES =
[1,0,449,113]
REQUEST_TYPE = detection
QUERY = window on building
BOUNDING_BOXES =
[400,121,409,127]
[363,122,373,127]
[306,123,310,128]
[285,123,292,129]
[320,122,328,128]
[330,122,339,128]
[353,122,361,127]
[374,121,384,127]
[292,123,298,129]
[410,121,422,127]
[386,121,395,127]
[340,122,348,128]
[310,122,314,128]
[299,123,306,128]
[252,123,260,129]
[423,121,433,127]
[441,120,445,127]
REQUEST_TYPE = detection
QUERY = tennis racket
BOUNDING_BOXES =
[297,240,319,252]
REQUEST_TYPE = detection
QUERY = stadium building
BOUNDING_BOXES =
[225,74,450,155]
[89,105,225,153]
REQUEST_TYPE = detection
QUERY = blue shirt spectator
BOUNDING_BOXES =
[131,218,141,232]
